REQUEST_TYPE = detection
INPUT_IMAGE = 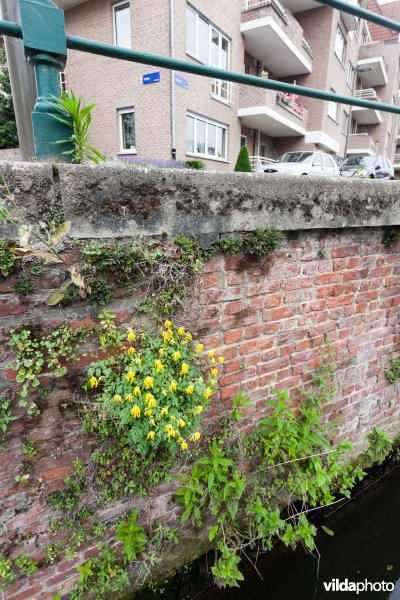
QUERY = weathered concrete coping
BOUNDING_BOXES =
[0,162,399,245]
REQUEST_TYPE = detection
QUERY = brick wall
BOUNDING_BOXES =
[0,165,399,598]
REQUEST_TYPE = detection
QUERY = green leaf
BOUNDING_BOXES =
[47,281,72,306]
[321,526,335,537]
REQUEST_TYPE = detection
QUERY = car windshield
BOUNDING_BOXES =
[341,156,375,168]
[276,152,313,164]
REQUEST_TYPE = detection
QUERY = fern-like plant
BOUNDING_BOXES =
[115,509,147,561]
[49,90,105,164]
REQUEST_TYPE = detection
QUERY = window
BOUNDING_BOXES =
[186,6,230,68]
[118,108,135,151]
[323,154,335,167]
[260,143,267,157]
[334,26,346,63]
[347,62,355,88]
[312,153,323,167]
[244,64,250,74]
[114,1,131,48]
[186,113,227,160]
[240,135,247,147]
[327,88,338,121]
[341,110,349,134]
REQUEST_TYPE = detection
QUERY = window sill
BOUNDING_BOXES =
[211,93,233,107]
[186,152,229,163]
[117,150,137,155]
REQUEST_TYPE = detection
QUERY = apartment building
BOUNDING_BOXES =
[55,0,400,170]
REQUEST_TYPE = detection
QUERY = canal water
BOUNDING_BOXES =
[199,464,400,600]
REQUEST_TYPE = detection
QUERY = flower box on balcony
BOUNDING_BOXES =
[276,92,304,118]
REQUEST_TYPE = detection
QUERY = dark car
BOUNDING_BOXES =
[340,155,394,179]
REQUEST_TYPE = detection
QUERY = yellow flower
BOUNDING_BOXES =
[133,386,141,397]
[218,356,225,364]
[145,392,154,404]
[144,376,154,389]
[148,398,157,409]
[181,441,188,451]
[89,376,100,388]
[196,405,204,414]
[210,358,216,365]
[127,329,136,342]
[130,405,141,418]
[126,371,136,383]
[161,389,167,396]
[147,431,155,440]
[185,333,192,341]
[209,350,215,358]
[159,348,164,355]
[169,381,177,393]
[210,380,217,386]
[154,360,164,373]
[173,351,181,362]
[127,347,136,355]
[113,394,123,403]
[150,419,156,427]
[189,432,201,442]
[196,344,204,353]
[164,320,172,328]
[135,357,142,365]
[204,388,212,399]
[177,418,186,428]
[211,368,219,377]
[160,407,169,417]
[166,427,177,440]
[177,327,185,335]
[145,408,153,417]
[181,363,189,375]
[99,336,107,348]
[186,385,194,394]
[125,394,134,402]
[178,436,185,443]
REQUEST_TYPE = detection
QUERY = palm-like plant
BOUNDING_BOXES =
[49,90,105,164]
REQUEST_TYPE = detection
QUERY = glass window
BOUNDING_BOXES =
[323,154,334,167]
[186,6,229,68]
[186,116,194,153]
[276,152,313,163]
[313,153,323,167]
[327,88,338,121]
[187,113,227,160]
[240,135,247,147]
[119,109,135,150]
[196,119,206,154]
[334,26,346,62]
[347,62,355,88]
[186,7,196,55]
[198,16,209,64]
[341,110,349,134]
[114,2,131,49]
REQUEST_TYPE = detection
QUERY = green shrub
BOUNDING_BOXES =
[234,146,252,172]
[243,227,283,257]
[0,239,15,278]
[386,358,400,383]
[186,159,206,170]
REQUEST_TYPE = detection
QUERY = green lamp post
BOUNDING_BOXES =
[18,0,72,160]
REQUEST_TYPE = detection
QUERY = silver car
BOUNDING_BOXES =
[257,151,340,177]
[340,155,394,180]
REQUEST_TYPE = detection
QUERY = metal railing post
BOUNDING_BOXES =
[18,0,72,160]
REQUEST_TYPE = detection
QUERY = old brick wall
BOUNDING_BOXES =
[0,164,399,598]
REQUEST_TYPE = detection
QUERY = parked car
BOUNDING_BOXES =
[256,151,340,176]
[340,155,394,179]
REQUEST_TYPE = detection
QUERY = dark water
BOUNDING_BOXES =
[199,466,400,600]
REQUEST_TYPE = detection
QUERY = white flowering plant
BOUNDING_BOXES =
[84,321,224,456]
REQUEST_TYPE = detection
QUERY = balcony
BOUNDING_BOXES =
[357,42,388,87]
[351,89,382,125]
[241,0,312,77]
[346,133,377,156]
[393,153,400,171]
[277,0,358,29]
[238,86,308,137]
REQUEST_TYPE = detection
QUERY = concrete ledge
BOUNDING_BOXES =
[1,162,399,245]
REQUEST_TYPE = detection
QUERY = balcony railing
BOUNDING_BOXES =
[354,88,378,101]
[241,0,286,19]
[249,156,275,170]
[211,79,234,105]
[394,153,400,164]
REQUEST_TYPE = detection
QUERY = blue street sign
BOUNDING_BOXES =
[175,74,189,89]
[143,72,160,85]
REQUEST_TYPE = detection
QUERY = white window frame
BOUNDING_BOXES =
[118,107,136,154]
[186,5,230,69]
[113,1,131,49]
[334,26,346,64]
[341,110,349,135]
[347,61,355,89]
[186,112,228,161]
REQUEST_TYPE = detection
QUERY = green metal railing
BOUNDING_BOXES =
[0,0,399,159]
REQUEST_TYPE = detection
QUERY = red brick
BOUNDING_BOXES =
[201,273,221,288]
[223,329,243,344]
[315,272,342,285]
[331,245,360,258]
[0,301,28,317]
